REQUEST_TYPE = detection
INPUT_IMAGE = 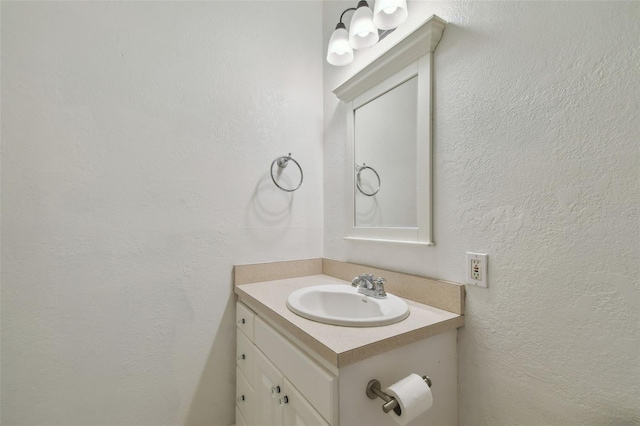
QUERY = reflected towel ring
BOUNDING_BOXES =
[356,163,380,196]
[271,153,303,192]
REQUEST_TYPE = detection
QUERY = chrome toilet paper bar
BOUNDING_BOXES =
[366,376,432,415]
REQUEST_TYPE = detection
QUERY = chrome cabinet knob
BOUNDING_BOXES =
[278,395,289,406]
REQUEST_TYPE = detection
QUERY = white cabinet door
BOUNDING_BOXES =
[254,349,284,426]
[283,379,330,426]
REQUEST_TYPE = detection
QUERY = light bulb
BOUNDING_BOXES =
[327,23,354,66]
[358,31,368,38]
[373,0,408,30]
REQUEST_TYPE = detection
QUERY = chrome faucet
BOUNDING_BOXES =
[351,273,387,298]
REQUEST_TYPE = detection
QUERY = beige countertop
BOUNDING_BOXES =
[235,274,464,368]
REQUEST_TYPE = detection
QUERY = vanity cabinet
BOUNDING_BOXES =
[236,303,332,426]
[236,300,458,426]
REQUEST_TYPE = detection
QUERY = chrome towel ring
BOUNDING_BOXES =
[356,163,380,196]
[271,153,303,192]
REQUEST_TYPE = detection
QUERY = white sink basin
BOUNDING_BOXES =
[286,285,409,327]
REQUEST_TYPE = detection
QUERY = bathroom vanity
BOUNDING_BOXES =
[233,259,464,426]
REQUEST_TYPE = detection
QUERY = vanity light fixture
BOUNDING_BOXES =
[326,0,408,67]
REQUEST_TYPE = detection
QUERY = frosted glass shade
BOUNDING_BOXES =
[373,0,408,30]
[349,5,379,50]
[327,26,354,66]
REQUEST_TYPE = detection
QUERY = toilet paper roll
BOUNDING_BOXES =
[384,374,433,426]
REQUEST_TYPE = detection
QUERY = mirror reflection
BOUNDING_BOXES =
[354,76,418,228]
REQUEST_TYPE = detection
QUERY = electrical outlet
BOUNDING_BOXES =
[471,259,482,280]
[466,252,488,288]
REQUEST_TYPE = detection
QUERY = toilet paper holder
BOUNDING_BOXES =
[366,376,432,415]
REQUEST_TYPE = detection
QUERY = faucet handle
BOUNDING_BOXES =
[352,274,366,287]
[352,273,372,285]
[373,277,387,297]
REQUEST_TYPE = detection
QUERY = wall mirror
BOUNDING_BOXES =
[333,16,446,245]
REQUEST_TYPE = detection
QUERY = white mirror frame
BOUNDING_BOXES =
[333,15,446,246]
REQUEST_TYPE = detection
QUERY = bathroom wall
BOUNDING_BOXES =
[1,1,323,425]
[324,1,639,424]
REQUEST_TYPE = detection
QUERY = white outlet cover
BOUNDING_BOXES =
[466,252,488,288]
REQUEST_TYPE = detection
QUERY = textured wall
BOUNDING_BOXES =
[324,1,639,424]
[1,2,323,425]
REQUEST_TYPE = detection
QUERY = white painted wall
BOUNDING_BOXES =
[324,1,639,424]
[1,1,322,425]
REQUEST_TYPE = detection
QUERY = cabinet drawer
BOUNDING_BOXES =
[236,367,254,425]
[237,329,256,388]
[254,317,337,424]
[236,302,255,342]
